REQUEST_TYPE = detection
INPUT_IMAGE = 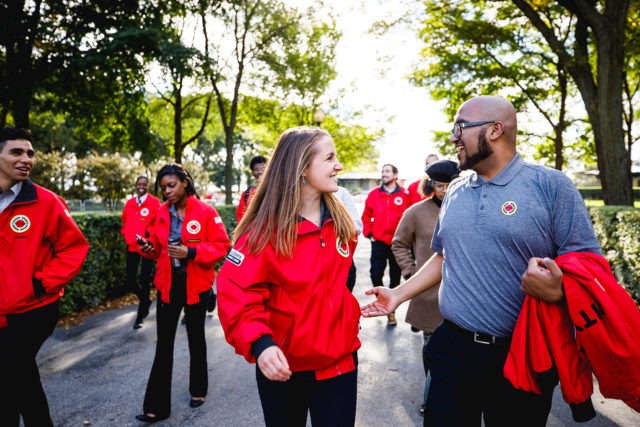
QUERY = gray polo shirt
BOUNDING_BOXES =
[431,153,602,336]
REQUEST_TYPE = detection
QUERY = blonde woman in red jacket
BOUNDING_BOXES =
[135,164,230,423]
[218,127,360,427]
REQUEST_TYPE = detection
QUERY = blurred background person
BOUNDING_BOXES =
[236,155,267,222]
[361,163,410,325]
[135,164,230,423]
[121,176,161,329]
[406,153,439,205]
[392,159,459,416]
[218,127,360,427]
[335,185,363,292]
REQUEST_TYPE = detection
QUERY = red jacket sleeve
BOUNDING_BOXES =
[34,195,89,293]
[217,241,273,363]
[361,193,374,238]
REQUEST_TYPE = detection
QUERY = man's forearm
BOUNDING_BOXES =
[395,253,443,302]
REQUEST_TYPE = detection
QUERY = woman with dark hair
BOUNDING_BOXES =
[135,164,230,423]
[218,127,361,427]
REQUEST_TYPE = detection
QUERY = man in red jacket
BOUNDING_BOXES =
[406,153,439,205]
[361,163,410,325]
[121,176,161,329]
[0,128,89,427]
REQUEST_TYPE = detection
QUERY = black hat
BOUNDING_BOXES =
[425,160,459,183]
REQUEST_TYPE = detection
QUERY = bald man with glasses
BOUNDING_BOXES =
[362,96,602,426]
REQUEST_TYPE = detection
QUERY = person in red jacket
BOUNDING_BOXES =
[235,155,267,222]
[361,163,410,325]
[406,153,439,205]
[0,128,89,427]
[121,176,161,329]
[217,126,360,427]
[135,164,230,423]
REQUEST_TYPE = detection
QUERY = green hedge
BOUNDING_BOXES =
[589,206,640,304]
[60,205,238,317]
[579,187,640,200]
[60,205,639,316]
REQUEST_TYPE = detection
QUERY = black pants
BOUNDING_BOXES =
[346,260,357,292]
[142,269,209,418]
[369,240,401,288]
[424,321,556,427]
[125,251,153,310]
[256,365,357,427]
[0,301,59,427]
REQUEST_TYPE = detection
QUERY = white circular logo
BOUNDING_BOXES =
[140,207,149,217]
[186,220,201,234]
[394,196,403,206]
[501,201,518,216]
[336,238,350,258]
[10,215,31,233]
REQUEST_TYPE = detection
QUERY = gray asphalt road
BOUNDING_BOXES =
[36,238,640,426]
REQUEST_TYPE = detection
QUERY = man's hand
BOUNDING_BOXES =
[257,346,291,381]
[521,257,564,303]
[361,286,400,317]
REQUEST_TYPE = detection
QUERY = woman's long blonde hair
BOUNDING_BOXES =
[234,126,356,257]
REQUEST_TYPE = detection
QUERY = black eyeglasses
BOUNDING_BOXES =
[451,120,496,138]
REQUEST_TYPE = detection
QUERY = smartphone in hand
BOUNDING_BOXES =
[135,234,146,245]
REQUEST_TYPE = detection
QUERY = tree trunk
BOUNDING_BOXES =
[173,84,183,164]
[585,7,632,205]
[224,129,234,205]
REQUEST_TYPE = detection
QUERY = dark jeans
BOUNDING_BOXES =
[142,270,209,418]
[369,240,401,288]
[0,300,59,427]
[424,321,557,427]
[256,366,357,427]
[125,250,154,308]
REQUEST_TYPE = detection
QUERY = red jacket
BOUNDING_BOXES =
[505,252,640,412]
[217,217,361,380]
[235,186,257,222]
[406,180,425,205]
[0,181,89,318]
[361,184,410,245]
[145,196,230,305]
[120,194,161,252]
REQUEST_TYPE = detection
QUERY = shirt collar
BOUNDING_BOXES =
[469,153,523,188]
[9,181,22,195]
[378,183,400,194]
[1,181,23,196]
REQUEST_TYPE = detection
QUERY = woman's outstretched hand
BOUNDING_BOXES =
[361,286,399,317]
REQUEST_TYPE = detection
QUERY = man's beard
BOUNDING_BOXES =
[459,130,493,171]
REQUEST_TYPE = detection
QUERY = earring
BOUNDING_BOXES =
[302,177,307,185]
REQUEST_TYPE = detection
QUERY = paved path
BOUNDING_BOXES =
[36,238,640,426]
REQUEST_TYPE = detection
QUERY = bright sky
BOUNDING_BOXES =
[318,0,450,182]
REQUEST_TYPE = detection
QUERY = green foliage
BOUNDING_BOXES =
[59,214,127,317]
[411,0,587,170]
[0,0,176,153]
[589,206,640,304]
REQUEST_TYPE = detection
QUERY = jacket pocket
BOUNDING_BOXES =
[32,276,45,298]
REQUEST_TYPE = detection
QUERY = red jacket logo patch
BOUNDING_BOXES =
[10,214,31,233]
